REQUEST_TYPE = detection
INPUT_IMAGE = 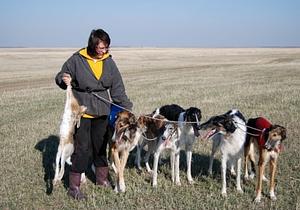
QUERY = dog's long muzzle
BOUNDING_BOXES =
[264,139,279,151]
[192,114,201,137]
[113,125,131,143]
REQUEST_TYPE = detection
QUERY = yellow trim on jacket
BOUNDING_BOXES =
[79,48,110,118]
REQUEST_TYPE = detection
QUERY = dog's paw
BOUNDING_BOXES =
[237,188,243,194]
[254,196,261,203]
[148,170,154,176]
[230,169,236,177]
[152,183,158,188]
[175,181,181,186]
[270,191,277,201]
[208,169,213,176]
[52,179,61,186]
[114,186,119,193]
[221,191,227,197]
[188,179,194,185]
[244,175,250,181]
[262,175,269,182]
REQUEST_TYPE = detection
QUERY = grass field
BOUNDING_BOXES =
[0,48,300,209]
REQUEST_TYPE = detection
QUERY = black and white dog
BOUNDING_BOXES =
[200,109,246,196]
[153,104,201,185]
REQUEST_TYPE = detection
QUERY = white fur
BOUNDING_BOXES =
[152,111,197,187]
[208,109,246,196]
[152,123,181,186]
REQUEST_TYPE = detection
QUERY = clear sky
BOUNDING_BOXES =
[0,0,299,47]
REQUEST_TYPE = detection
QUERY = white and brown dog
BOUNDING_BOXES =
[153,104,202,185]
[152,122,181,186]
[244,117,287,203]
[134,114,166,173]
[53,85,87,185]
[200,109,246,196]
[110,110,144,193]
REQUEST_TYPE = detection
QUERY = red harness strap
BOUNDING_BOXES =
[254,117,272,147]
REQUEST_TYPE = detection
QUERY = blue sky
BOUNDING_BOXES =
[0,0,299,47]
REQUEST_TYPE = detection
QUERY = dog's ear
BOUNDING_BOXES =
[137,115,144,126]
[281,127,287,140]
[275,125,287,141]
[155,117,165,129]
[128,113,137,125]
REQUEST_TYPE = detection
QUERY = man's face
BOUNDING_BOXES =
[94,41,109,59]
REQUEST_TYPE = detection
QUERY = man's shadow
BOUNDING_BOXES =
[35,135,60,195]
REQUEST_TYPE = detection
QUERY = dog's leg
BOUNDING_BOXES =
[145,141,155,174]
[152,150,161,187]
[229,164,236,176]
[221,154,227,196]
[236,157,243,193]
[118,150,129,193]
[135,140,145,171]
[254,150,267,203]
[269,157,278,201]
[244,143,250,180]
[170,151,175,183]
[186,150,194,184]
[174,151,181,186]
[248,143,256,180]
[208,137,220,175]
[112,148,121,193]
[53,145,62,185]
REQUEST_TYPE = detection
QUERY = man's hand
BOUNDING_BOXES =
[62,73,72,86]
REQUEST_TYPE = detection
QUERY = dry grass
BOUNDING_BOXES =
[0,48,300,209]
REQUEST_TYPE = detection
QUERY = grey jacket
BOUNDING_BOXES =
[55,49,133,117]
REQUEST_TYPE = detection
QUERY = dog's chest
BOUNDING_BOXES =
[179,126,195,145]
[221,133,245,155]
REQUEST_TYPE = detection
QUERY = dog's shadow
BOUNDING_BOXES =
[125,149,222,180]
[35,135,60,195]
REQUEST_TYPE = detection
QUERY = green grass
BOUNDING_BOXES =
[0,48,300,209]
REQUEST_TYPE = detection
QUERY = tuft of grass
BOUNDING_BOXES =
[0,48,300,209]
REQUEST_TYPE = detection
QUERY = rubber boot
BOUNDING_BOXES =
[95,166,111,187]
[67,171,86,200]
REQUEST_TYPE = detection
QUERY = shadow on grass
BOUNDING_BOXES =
[124,148,222,179]
[35,135,59,195]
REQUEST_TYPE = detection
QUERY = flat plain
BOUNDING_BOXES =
[0,47,299,209]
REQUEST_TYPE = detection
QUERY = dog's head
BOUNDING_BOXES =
[199,113,237,140]
[264,124,287,151]
[113,110,138,144]
[138,114,166,139]
[161,123,179,143]
[184,107,202,137]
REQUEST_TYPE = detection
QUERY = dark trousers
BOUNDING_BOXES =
[71,116,109,173]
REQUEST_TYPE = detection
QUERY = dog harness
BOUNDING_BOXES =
[254,117,272,147]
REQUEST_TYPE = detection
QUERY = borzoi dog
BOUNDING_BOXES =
[134,114,166,173]
[200,109,246,196]
[244,117,287,203]
[110,110,144,193]
[152,122,182,186]
[153,104,201,185]
[53,85,87,185]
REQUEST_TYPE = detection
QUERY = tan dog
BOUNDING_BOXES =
[53,85,87,185]
[134,114,166,173]
[244,117,287,203]
[110,110,143,193]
